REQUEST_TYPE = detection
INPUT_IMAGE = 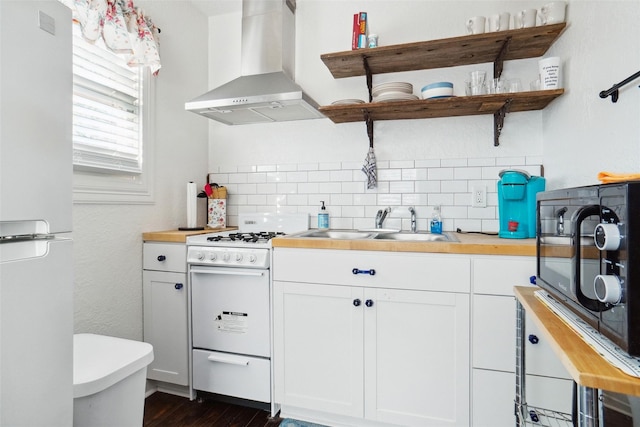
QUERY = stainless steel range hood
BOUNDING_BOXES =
[185,0,324,125]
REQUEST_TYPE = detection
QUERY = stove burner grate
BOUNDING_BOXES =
[206,231,286,243]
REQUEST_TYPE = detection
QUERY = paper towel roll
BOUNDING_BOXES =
[186,182,197,228]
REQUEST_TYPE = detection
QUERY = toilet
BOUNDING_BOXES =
[73,333,154,427]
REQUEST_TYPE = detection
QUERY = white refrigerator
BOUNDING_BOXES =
[0,1,74,426]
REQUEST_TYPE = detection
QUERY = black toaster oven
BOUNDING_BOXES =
[536,182,640,356]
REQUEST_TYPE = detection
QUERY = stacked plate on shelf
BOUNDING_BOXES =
[330,99,365,105]
[372,82,419,102]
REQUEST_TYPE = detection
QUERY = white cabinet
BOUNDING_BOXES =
[273,249,470,427]
[471,256,572,426]
[142,242,189,386]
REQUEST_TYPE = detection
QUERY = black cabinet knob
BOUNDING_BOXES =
[157,255,166,262]
[528,334,539,344]
[365,299,374,307]
[175,283,183,290]
[353,299,362,307]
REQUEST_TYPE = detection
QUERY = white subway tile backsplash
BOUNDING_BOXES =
[276,183,298,194]
[377,193,402,206]
[428,167,454,180]
[441,180,468,193]
[319,162,341,171]
[378,169,402,181]
[277,164,298,172]
[468,158,495,167]
[454,167,482,180]
[211,157,540,229]
[331,170,353,182]
[415,159,440,168]
[441,158,467,167]
[308,171,331,182]
[389,160,414,169]
[286,171,308,183]
[389,181,414,193]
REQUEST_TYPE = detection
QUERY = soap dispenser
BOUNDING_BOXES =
[430,205,442,234]
[318,201,330,229]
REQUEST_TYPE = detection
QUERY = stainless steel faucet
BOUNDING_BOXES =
[375,207,391,229]
[408,206,417,232]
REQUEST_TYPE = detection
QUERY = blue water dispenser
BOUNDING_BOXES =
[497,169,545,238]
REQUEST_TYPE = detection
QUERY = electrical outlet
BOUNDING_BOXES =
[471,185,487,208]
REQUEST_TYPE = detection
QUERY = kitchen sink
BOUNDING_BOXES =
[291,229,457,242]
[373,231,457,242]
[294,230,376,239]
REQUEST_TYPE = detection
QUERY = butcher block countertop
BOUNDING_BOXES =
[515,286,640,396]
[272,232,536,256]
[142,227,236,243]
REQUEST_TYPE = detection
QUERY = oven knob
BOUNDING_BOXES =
[222,253,230,262]
[249,254,257,263]
[594,275,623,304]
[236,253,243,262]
[194,251,204,261]
[594,223,622,251]
[207,252,217,261]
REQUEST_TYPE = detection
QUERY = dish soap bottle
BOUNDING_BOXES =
[430,205,442,234]
[318,201,330,229]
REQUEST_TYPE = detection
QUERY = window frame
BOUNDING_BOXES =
[71,24,155,205]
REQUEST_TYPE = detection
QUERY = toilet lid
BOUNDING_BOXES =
[73,333,154,398]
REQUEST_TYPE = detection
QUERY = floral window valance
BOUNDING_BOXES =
[61,0,161,75]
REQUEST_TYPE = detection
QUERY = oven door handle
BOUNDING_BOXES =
[190,268,265,277]
[207,353,250,366]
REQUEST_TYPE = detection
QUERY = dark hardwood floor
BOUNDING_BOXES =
[144,392,282,427]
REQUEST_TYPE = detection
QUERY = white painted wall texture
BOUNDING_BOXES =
[73,0,640,339]
[73,2,209,339]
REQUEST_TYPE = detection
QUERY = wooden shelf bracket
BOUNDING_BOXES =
[493,36,512,79]
[493,98,513,146]
[363,56,373,102]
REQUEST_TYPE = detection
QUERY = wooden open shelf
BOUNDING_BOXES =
[318,23,567,145]
[318,89,564,123]
[321,23,567,78]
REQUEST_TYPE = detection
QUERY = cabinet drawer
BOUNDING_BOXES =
[473,256,535,296]
[143,243,186,273]
[192,349,270,403]
[273,248,470,293]
[472,294,570,379]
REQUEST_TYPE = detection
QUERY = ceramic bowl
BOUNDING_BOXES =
[421,82,454,99]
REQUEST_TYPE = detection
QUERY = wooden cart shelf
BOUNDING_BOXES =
[318,23,567,145]
[318,89,564,123]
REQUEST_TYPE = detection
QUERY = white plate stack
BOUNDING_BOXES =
[372,82,419,102]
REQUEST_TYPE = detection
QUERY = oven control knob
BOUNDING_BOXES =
[236,253,243,262]
[249,254,257,263]
[594,275,623,304]
[194,251,204,261]
[222,253,230,262]
[594,223,622,251]
[207,252,217,261]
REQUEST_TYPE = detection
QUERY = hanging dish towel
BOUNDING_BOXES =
[598,171,640,183]
[362,146,377,189]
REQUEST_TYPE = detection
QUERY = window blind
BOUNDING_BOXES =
[72,23,143,174]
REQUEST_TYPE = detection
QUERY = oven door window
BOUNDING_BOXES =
[191,267,270,358]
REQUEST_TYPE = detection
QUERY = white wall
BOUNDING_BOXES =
[72,1,209,339]
[203,0,640,229]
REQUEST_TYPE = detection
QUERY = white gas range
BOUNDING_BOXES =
[186,213,308,410]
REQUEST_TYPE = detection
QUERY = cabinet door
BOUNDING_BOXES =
[143,270,189,385]
[365,288,470,426]
[273,281,364,418]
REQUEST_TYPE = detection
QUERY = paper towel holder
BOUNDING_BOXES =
[179,181,205,231]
